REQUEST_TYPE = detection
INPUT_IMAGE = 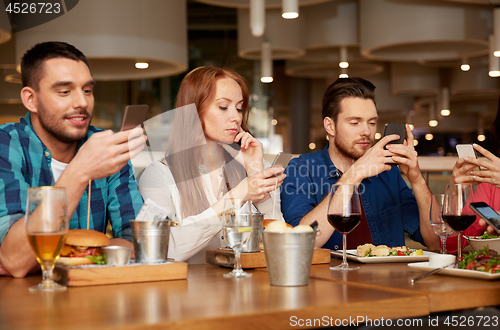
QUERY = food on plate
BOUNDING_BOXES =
[458,246,500,273]
[480,231,499,240]
[57,229,110,266]
[356,244,422,257]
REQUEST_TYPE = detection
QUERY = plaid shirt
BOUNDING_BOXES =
[0,113,143,243]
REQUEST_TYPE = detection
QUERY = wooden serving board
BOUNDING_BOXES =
[54,261,188,287]
[206,248,331,269]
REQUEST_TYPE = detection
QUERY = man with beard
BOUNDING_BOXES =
[0,42,146,277]
[281,77,439,251]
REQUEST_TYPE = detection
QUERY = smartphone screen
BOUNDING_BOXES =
[120,105,149,131]
[382,123,406,166]
[470,202,500,234]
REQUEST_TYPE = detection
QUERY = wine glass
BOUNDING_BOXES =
[327,184,361,271]
[25,187,69,292]
[222,198,253,278]
[430,194,454,254]
[443,184,475,263]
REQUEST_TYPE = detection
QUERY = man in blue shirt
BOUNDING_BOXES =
[281,77,439,251]
[0,42,146,277]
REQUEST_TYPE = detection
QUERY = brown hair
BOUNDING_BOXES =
[21,41,91,90]
[166,66,250,218]
[322,77,376,122]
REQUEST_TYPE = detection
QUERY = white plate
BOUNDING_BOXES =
[408,262,500,280]
[330,249,434,263]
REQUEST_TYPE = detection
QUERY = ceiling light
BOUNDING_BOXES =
[261,42,273,83]
[339,67,348,78]
[135,62,149,69]
[375,132,382,140]
[408,124,414,130]
[440,88,450,117]
[489,34,500,76]
[477,116,485,142]
[250,0,265,37]
[428,103,438,127]
[413,139,418,146]
[271,119,278,126]
[425,134,433,141]
[309,142,316,150]
[282,0,299,19]
[461,63,470,71]
[339,46,349,69]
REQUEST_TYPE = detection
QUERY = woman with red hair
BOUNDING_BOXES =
[139,66,285,263]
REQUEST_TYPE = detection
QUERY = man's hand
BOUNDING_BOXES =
[341,134,399,184]
[385,125,423,184]
[70,127,146,183]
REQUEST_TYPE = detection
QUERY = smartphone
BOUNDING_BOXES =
[469,202,500,234]
[272,152,293,168]
[456,144,478,159]
[120,105,149,131]
[382,123,406,166]
[456,144,481,171]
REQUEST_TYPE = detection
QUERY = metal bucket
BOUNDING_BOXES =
[241,213,263,253]
[130,220,174,263]
[262,230,316,286]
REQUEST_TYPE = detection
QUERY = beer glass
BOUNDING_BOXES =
[25,187,69,292]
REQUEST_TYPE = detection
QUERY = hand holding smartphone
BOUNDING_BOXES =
[469,202,500,234]
[268,152,293,177]
[456,144,481,171]
[120,105,149,131]
[382,123,406,166]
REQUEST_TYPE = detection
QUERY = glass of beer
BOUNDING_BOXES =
[25,187,69,292]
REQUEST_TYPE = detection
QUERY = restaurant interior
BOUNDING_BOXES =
[2,1,500,329]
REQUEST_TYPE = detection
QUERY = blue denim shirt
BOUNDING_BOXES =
[280,144,424,250]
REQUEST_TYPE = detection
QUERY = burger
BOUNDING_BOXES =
[57,229,110,266]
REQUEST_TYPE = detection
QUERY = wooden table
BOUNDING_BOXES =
[0,264,429,330]
[311,258,500,313]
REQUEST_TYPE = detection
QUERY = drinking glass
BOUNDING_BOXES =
[430,194,453,254]
[222,198,253,278]
[443,184,475,262]
[327,184,361,271]
[25,187,69,292]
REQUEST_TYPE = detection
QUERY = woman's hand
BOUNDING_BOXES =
[450,157,481,186]
[463,144,500,189]
[221,128,264,176]
[232,167,286,204]
[234,128,264,175]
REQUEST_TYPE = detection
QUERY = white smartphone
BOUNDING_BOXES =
[456,144,481,171]
[456,144,478,159]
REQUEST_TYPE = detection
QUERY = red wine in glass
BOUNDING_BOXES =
[327,214,361,234]
[442,215,476,232]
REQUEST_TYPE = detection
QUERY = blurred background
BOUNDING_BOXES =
[1,0,500,192]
